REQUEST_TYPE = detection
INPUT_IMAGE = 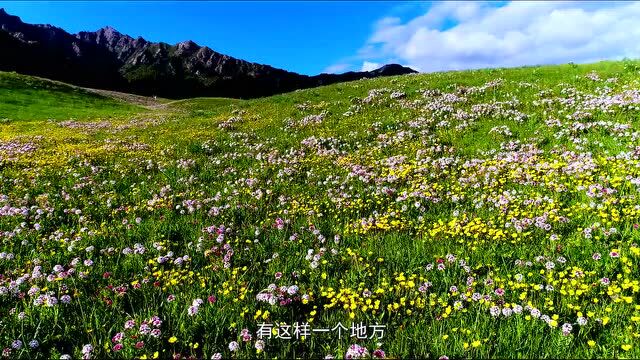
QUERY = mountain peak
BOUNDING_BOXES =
[179,39,196,46]
[372,64,418,75]
[100,25,116,32]
[0,7,22,25]
[0,8,420,99]
[98,25,121,38]
[176,39,199,50]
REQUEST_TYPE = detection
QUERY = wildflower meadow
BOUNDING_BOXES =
[2,60,640,358]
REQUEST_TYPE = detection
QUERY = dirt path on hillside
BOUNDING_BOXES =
[22,74,170,110]
[80,87,169,110]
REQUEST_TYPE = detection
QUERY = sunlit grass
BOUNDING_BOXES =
[1,59,640,359]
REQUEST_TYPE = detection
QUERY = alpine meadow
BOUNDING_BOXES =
[2,59,640,359]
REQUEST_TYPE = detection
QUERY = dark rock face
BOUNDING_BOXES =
[0,9,417,99]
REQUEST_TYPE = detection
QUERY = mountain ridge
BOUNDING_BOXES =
[0,8,417,99]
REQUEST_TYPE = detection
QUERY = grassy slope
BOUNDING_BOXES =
[162,60,638,155]
[0,71,142,122]
[1,60,640,359]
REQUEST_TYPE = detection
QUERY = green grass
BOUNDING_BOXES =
[165,97,241,117]
[1,60,640,359]
[0,72,142,122]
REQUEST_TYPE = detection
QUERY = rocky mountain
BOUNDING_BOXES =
[0,8,417,99]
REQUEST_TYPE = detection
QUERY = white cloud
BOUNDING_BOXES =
[360,1,640,73]
[322,63,353,74]
[361,61,381,72]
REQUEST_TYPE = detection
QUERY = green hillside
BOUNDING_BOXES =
[0,71,142,122]
[1,60,640,359]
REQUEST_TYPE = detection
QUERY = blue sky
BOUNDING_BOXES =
[2,2,638,75]
[0,1,429,75]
